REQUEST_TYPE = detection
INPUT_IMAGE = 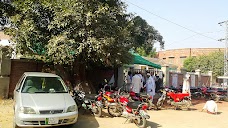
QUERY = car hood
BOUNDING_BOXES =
[20,93,75,110]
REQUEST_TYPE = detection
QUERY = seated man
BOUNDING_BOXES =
[201,98,218,114]
[22,79,38,93]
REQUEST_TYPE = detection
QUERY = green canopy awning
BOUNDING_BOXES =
[132,53,161,69]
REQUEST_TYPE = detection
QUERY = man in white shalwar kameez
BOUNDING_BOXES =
[145,73,156,102]
[132,72,142,95]
[182,74,191,94]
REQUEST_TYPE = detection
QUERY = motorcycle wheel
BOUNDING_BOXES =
[92,105,102,117]
[134,116,147,128]
[75,99,82,109]
[107,104,123,117]
[210,94,219,102]
[148,100,157,110]
[156,99,164,109]
[192,93,200,99]
[183,100,191,110]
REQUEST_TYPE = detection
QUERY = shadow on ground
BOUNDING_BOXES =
[191,99,206,105]
[217,112,222,115]
[58,109,100,128]
[146,120,162,128]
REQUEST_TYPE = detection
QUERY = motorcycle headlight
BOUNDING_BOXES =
[19,107,36,114]
[67,105,77,112]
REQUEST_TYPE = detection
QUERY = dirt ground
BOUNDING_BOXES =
[1,98,228,128]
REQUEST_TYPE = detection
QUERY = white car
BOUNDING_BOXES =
[13,72,78,128]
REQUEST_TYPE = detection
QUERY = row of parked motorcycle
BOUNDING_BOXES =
[168,86,228,102]
[72,84,150,128]
[71,83,200,128]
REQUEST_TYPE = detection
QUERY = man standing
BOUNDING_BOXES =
[145,73,156,102]
[201,98,218,114]
[125,71,132,92]
[155,75,162,93]
[182,74,191,94]
[132,72,142,96]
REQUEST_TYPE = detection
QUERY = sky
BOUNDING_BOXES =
[124,0,228,51]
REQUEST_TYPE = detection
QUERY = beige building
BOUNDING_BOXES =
[157,48,224,70]
[0,31,10,40]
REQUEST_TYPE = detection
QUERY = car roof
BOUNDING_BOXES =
[23,72,60,77]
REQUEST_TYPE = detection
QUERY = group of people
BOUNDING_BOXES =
[125,71,163,102]
[182,74,218,115]
[126,72,218,115]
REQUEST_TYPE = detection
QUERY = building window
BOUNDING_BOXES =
[180,56,187,65]
[163,58,166,60]
[169,57,175,64]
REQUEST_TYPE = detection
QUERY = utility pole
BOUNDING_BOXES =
[218,20,228,88]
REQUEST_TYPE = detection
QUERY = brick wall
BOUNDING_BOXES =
[169,72,183,87]
[158,48,224,70]
[8,59,44,98]
[168,72,210,88]
[201,75,211,86]
[8,59,114,97]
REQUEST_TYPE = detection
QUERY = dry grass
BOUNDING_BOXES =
[0,99,14,128]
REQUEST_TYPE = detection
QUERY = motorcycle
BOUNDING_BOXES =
[72,90,103,117]
[128,87,157,110]
[190,87,203,99]
[108,88,150,128]
[98,83,118,108]
[156,88,191,110]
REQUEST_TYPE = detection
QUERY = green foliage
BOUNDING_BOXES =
[135,47,156,57]
[183,51,224,77]
[183,56,197,72]
[130,16,164,57]
[0,45,13,58]
[0,0,18,28]
[4,0,133,67]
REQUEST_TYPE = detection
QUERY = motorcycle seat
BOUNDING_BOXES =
[84,94,98,100]
[128,101,142,109]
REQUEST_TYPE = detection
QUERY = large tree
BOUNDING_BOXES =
[130,16,164,57]
[0,0,16,29]
[3,0,134,86]
[5,0,132,66]
[183,51,224,78]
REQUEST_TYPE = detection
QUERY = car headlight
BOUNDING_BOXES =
[67,105,77,112]
[19,107,36,114]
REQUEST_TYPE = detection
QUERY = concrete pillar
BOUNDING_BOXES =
[0,48,11,98]
[0,58,11,76]
[195,69,201,86]
[0,77,10,98]
[161,65,169,87]
[208,71,213,86]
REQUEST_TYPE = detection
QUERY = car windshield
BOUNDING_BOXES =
[21,76,67,93]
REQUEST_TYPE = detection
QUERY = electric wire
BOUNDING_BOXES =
[124,0,220,42]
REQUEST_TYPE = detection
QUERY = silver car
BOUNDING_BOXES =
[13,72,78,128]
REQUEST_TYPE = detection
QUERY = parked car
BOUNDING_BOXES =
[13,72,78,128]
